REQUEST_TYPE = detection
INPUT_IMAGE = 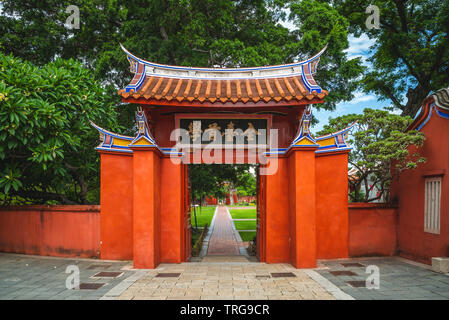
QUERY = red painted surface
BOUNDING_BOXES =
[390,99,449,264]
[348,203,397,257]
[288,149,317,268]
[315,152,349,259]
[159,158,184,263]
[256,166,266,261]
[99,152,133,260]
[232,193,238,204]
[206,196,217,205]
[265,157,290,263]
[225,193,231,205]
[0,205,100,258]
[124,97,324,108]
[0,98,363,268]
[132,148,161,269]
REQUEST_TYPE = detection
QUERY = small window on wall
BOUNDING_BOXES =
[424,177,442,234]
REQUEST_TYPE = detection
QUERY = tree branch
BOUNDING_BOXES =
[378,83,404,110]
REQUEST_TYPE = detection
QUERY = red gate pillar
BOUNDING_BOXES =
[288,146,318,268]
[130,147,161,269]
[99,152,133,260]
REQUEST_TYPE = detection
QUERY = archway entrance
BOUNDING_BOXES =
[93,45,353,269]
[185,164,265,262]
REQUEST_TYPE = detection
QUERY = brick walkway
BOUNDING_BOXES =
[207,206,240,256]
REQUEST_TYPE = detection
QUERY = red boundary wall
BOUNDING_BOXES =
[348,203,398,257]
[0,203,401,262]
[0,205,100,258]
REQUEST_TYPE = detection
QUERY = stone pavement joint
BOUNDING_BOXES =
[2,249,449,300]
[303,270,354,300]
[116,261,335,300]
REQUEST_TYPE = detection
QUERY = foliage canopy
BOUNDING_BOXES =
[189,164,256,204]
[331,0,449,117]
[318,108,426,202]
[0,52,118,204]
[0,0,363,117]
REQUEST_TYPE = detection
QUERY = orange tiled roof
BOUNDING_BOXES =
[118,76,328,104]
[118,45,328,105]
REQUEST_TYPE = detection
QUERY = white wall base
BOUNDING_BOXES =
[431,257,449,273]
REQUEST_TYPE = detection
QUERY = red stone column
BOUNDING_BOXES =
[130,147,161,269]
[159,158,184,263]
[288,147,318,268]
[99,152,133,260]
[315,152,349,259]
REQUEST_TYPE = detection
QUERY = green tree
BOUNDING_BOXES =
[331,0,449,117]
[0,52,118,204]
[318,108,426,202]
[236,171,257,197]
[288,0,364,110]
[0,0,363,116]
[189,164,256,204]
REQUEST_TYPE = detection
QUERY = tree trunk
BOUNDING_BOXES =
[402,84,431,118]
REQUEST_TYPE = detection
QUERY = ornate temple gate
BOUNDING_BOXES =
[93,45,354,269]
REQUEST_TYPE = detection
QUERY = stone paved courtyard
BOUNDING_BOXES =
[0,253,133,300]
[316,257,449,300]
[116,257,336,300]
[0,253,448,300]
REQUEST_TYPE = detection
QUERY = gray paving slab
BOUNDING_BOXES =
[0,253,135,300]
[316,257,449,300]
[2,252,448,300]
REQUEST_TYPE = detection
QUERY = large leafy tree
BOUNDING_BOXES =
[318,108,425,202]
[0,52,118,204]
[288,0,364,109]
[331,0,449,117]
[236,171,257,197]
[0,0,363,115]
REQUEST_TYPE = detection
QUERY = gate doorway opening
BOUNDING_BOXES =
[185,164,265,262]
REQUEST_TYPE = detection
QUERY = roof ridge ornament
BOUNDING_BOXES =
[432,88,449,110]
[129,108,158,147]
[119,43,327,80]
[118,44,328,104]
[291,106,319,148]
[410,87,449,131]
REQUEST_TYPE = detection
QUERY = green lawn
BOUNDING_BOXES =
[191,206,216,229]
[239,231,257,242]
[233,220,256,230]
[228,203,256,207]
[229,209,257,219]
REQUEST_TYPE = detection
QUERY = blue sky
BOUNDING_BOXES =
[279,13,396,133]
[312,34,393,132]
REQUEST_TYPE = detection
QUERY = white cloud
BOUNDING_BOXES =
[347,92,376,104]
[345,34,374,54]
